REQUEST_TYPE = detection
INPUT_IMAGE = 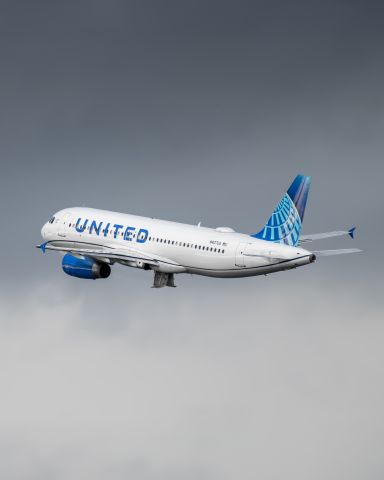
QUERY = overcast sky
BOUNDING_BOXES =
[0,1,383,479]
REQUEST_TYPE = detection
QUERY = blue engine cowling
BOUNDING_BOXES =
[62,254,111,280]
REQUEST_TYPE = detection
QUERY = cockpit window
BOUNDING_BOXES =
[49,216,55,224]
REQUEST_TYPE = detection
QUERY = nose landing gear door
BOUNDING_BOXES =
[235,242,248,267]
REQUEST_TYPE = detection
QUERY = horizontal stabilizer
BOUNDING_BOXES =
[312,248,362,256]
[300,227,356,244]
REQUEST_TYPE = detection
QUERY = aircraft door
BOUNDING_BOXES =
[58,213,72,237]
[235,242,247,267]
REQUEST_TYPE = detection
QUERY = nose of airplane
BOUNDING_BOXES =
[41,222,48,239]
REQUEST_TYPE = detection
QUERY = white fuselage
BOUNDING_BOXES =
[41,207,315,278]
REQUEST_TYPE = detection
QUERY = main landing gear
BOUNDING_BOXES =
[152,271,176,288]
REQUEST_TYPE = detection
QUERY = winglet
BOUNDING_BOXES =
[348,227,356,239]
[38,242,47,253]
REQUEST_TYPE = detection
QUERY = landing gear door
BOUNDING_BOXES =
[235,242,248,267]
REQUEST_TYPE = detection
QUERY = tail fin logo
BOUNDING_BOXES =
[251,175,311,246]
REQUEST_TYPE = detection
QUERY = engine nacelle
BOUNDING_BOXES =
[62,254,111,280]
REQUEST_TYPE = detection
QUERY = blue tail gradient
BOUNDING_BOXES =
[251,174,311,246]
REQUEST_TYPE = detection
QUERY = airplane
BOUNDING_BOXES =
[37,174,361,288]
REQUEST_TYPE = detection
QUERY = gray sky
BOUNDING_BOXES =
[0,1,383,479]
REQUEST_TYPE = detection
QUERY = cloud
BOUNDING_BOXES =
[0,279,383,480]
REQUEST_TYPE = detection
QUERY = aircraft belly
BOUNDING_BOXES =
[186,265,274,278]
[184,253,231,272]
[186,257,298,278]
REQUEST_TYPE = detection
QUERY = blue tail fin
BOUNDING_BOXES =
[251,174,311,246]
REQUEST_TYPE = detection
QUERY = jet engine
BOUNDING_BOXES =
[62,253,111,279]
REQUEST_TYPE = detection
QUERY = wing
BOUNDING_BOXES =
[300,227,356,244]
[37,241,160,267]
[312,248,362,256]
